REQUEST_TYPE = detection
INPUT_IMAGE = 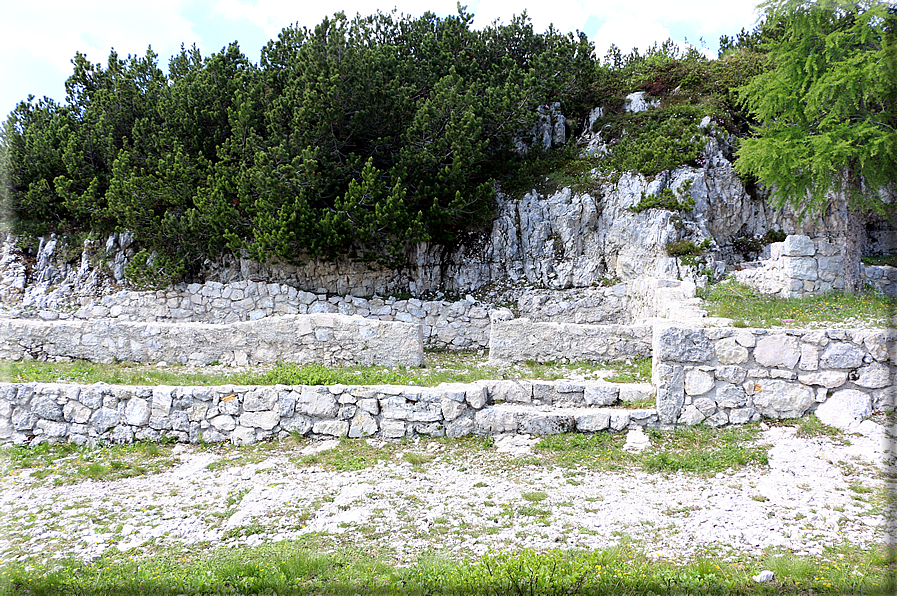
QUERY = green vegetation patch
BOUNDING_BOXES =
[0,353,643,387]
[1,440,177,486]
[0,540,890,595]
[699,279,895,328]
[534,426,767,475]
[603,357,652,384]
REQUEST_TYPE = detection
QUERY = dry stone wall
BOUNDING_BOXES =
[488,315,652,366]
[735,235,897,298]
[653,325,895,429]
[0,314,424,368]
[0,378,657,447]
[9,278,637,351]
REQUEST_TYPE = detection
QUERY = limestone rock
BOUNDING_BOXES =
[750,379,814,418]
[754,336,800,369]
[815,389,872,431]
[684,369,714,396]
[854,362,891,389]
[819,343,865,369]
[797,370,848,388]
[716,338,748,364]
[655,327,714,363]
[124,398,151,426]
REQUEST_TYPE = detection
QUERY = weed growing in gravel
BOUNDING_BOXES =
[535,426,768,475]
[1,440,176,485]
[793,414,845,440]
[291,438,395,471]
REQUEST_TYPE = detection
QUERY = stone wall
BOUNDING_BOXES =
[0,378,657,446]
[67,282,491,351]
[9,278,637,352]
[653,325,895,429]
[488,315,652,366]
[0,314,424,368]
[735,235,897,298]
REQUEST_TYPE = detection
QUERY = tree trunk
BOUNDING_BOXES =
[842,197,865,295]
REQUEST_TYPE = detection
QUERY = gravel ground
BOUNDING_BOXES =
[1,426,894,567]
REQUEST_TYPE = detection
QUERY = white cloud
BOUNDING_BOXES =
[212,0,463,39]
[1,1,198,76]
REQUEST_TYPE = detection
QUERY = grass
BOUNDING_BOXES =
[0,352,648,387]
[0,440,177,486]
[699,279,895,328]
[603,357,652,384]
[0,540,891,595]
[534,426,768,475]
[862,254,897,268]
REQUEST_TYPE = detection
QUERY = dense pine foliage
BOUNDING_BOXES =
[0,8,775,280]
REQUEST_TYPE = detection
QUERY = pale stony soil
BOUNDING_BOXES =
[1,426,894,567]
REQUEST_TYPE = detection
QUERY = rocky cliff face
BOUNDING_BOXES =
[3,108,894,307]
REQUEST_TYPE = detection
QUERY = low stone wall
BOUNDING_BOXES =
[653,325,895,428]
[60,282,492,351]
[735,234,897,298]
[0,379,654,446]
[488,315,652,366]
[0,314,424,368]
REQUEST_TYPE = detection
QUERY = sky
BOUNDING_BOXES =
[0,0,764,120]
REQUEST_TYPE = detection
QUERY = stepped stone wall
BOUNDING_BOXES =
[0,379,657,447]
[488,315,652,366]
[735,235,897,298]
[653,325,896,429]
[0,314,424,368]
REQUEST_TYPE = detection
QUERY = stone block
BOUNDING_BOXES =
[91,407,120,433]
[677,405,705,425]
[348,411,378,438]
[584,384,619,406]
[782,235,815,256]
[312,420,349,437]
[754,335,800,368]
[854,362,891,389]
[655,363,684,424]
[445,417,474,438]
[715,384,747,408]
[124,398,151,426]
[296,387,339,418]
[239,411,280,430]
[655,326,714,363]
[520,413,574,435]
[441,397,466,422]
[31,396,63,422]
[684,369,714,396]
[815,389,872,431]
[243,389,277,412]
[750,379,815,418]
[475,408,518,434]
[63,401,91,424]
[210,414,236,432]
[380,419,407,438]
[716,365,746,385]
[783,256,817,281]
[820,343,865,369]
[716,338,748,364]
[575,411,610,431]
[799,344,820,371]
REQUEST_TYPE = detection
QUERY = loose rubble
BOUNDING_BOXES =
[0,426,892,565]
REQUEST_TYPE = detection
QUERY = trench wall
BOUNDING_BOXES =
[735,235,897,298]
[0,379,657,446]
[488,317,652,365]
[653,325,896,427]
[0,314,424,368]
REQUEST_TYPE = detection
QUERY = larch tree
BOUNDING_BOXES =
[735,0,896,293]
